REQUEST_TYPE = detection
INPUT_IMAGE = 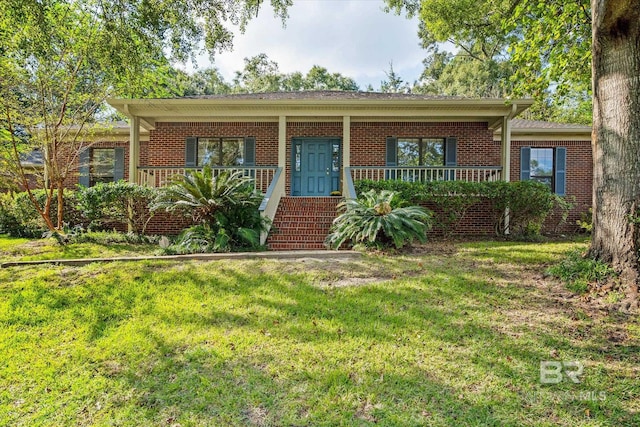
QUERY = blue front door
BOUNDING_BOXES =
[292,138,340,196]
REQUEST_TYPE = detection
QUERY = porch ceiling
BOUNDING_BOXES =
[108,97,534,130]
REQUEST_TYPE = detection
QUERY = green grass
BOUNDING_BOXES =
[0,234,158,262]
[0,237,638,426]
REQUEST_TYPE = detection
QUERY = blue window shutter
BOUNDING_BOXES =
[445,137,457,166]
[520,147,531,180]
[444,137,457,181]
[78,148,90,187]
[386,137,397,166]
[114,147,125,181]
[244,137,256,166]
[386,137,397,180]
[185,137,197,167]
[555,147,566,196]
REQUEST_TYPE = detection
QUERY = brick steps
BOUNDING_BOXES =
[267,197,342,250]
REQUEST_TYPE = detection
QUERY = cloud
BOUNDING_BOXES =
[198,0,426,89]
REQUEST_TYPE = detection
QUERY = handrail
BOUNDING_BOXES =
[344,167,357,199]
[259,167,282,211]
[258,167,284,246]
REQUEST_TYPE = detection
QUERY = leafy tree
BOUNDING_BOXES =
[380,62,411,93]
[299,66,359,91]
[232,53,284,93]
[386,0,592,123]
[0,0,289,232]
[232,55,359,93]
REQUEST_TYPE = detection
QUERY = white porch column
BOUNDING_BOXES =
[342,115,351,197]
[501,115,511,182]
[277,115,287,196]
[278,116,286,168]
[128,116,140,184]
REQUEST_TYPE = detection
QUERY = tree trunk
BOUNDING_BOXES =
[56,180,65,230]
[590,0,640,306]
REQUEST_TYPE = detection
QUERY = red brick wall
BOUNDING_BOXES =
[510,139,592,233]
[422,198,496,236]
[53,121,592,238]
[148,122,279,167]
[350,121,497,167]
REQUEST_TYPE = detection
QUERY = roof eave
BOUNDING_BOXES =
[107,97,534,130]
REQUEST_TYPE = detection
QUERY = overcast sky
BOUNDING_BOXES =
[191,0,426,89]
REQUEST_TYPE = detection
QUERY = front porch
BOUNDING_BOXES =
[108,93,532,249]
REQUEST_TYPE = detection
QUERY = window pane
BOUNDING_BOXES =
[295,144,301,172]
[92,149,115,182]
[332,143,340,172]
[397,138,420,166]
[530,148,554,188]
[198,138,244,166]
[423,138,445,166]
[198,138,219,166]
[221,138,244,166]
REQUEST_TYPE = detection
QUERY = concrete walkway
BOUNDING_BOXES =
[1,250,361,268]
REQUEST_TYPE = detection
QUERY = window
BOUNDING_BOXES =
[529,148,553,188]
[186,137,255,168]
[397,138,445,166]
[388,137,452,181]
[521,147,566,195]
[91,149,116,185]
[79,147,124,187]
[196,137,244,166]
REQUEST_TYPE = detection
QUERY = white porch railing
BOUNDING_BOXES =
[137,166,278,193]
[349,166,502,183]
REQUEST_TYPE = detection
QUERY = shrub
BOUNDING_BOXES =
[355,179,568,237]
[75,181,157,234]
[325,190,432,250]
[0,189,83,237]
[152,167,268,252]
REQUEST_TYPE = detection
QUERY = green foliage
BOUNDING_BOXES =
[152,167,268,252]
[75,181,157,234]
[325,190,432,250]
[486,180,557,236]
[547,250,616,294]
[0,190,83,237]
[67,230,158,245]
[355,180,569,237]
[229,54,359,94]
[386,0,592,123]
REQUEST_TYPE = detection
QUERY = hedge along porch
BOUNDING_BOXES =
[104,92,590,249]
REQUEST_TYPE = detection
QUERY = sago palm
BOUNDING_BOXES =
[325,190,432,249]
[152,167,260,223]
[152,167,268,251]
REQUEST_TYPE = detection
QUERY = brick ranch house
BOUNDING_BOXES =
[77,91,591,250]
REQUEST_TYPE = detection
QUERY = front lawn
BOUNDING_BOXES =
[0,238,638,426]
[0,234,158,263]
